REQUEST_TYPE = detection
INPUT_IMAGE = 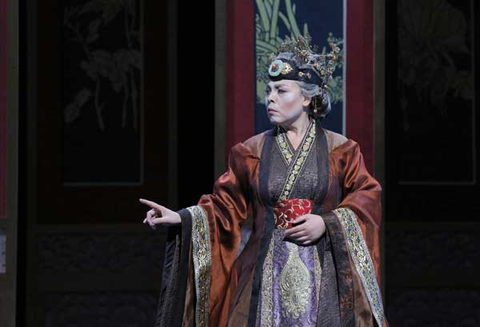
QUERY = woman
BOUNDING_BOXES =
[140,36,388,327]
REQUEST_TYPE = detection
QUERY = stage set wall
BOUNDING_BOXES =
[223,0,377,173]
[6,0,380,326]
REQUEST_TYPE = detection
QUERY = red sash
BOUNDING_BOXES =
[273,198,313,229]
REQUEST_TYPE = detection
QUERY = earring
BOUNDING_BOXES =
[311,97,317,114]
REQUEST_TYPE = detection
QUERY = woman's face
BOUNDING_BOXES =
[265,80,311,126]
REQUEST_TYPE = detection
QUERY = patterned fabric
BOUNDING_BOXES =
[273,198,313,229]
[334,207,386,327]
[187,205,212,327]
[257,122,324,327]
[257,230,322,327]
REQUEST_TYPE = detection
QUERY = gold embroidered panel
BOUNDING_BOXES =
[187,205,212,327]
[257,232,322,326]
[334,207,385,327]
[279,242,311,318]
[257,233,275,327]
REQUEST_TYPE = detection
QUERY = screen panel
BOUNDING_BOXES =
[62,0,143,185]
[35,0,169,224]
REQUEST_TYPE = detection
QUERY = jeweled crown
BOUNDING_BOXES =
[268,33,342,88]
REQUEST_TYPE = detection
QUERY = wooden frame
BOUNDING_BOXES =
[0,0,19,325]
[29,0,171,224]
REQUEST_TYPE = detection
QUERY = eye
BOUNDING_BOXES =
[278,89,285,94]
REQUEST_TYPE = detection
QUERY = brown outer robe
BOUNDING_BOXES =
[158,128,387,327]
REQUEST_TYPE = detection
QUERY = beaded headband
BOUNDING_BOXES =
[268,34,341,88]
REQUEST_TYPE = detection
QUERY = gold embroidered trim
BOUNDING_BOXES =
[279,242,311,318]
[187,205,211,327]
[276,129,295,166]
[277,120,317,201]
[258,233,275,327]
[313,245,322,308]
[334,207,385,327]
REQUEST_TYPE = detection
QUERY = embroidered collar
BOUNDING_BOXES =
[276,120,317,201]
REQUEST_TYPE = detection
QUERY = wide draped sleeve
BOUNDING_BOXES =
[335,140,382,279]
[322,139,387,327]
[176,142,260,326]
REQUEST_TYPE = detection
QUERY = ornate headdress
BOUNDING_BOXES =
[267,33,341,89]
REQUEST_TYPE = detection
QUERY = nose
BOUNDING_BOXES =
[267,91,276,103]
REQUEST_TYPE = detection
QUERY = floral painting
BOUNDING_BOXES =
[63,0,142,183]
[396,0,475,182]
[398,0,473,132]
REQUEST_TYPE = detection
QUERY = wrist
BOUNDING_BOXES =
[177,208,192,225]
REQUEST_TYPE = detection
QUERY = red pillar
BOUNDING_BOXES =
[225,0,255,152]
[346,0,375,172]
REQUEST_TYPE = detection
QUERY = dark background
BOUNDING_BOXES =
[385,0,480,325]
[17,0,216,326]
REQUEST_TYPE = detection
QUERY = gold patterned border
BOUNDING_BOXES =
[257,232,275,326]
[334,207,385,327]
[187,205,212,327]
[277,119,316,201]
[313,244,322,309]
[276,128,295,165]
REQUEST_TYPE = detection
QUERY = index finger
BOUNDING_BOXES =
[139,198,163,212]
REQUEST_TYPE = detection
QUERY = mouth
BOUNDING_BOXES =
[267,108,277,114]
